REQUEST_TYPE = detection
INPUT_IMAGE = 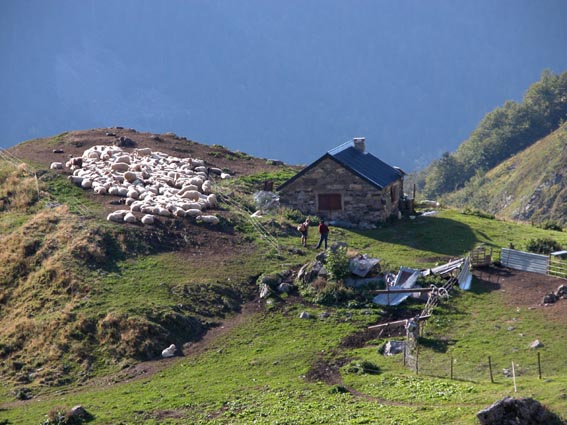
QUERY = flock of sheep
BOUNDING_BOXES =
[50,145,230,225]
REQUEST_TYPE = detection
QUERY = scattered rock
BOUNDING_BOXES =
[529,339,543,349]
[52,148,64,154]
[115,136,137,147]
[277,282,292,293]
[299,311,311,319]
[70,405,88,420]
[161,344,177,358]
[380,340,406,356]
[543,293,558,304]
[556,285,567,299]
[477,396,564,425]
[259,283,271,299]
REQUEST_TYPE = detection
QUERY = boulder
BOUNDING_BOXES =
[277,282,292,293]
[556,285,567,299]
[529,339,543,349]
[161,344,177,358]
[543,293,558,304]
[381,340,406,356]
[299,311,311,319]
[477,397,563,425]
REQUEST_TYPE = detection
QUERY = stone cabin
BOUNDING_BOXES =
[277,138,405,225]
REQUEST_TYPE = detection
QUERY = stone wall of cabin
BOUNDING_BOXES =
[279,157,402,224]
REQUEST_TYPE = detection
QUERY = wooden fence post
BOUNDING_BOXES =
[488,356,494,383]
[416,345,419,375]
[538,352,542,380]
[450,356,453,380]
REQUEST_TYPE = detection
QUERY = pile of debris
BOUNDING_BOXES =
[542,284,567,305]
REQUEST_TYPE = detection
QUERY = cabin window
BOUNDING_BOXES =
[318,193,342,211]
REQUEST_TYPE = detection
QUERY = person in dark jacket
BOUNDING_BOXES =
[315,219,329,250]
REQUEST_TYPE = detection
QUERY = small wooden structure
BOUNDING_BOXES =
[470,245,492,267]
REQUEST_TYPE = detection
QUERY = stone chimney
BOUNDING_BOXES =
[353,137,366,153]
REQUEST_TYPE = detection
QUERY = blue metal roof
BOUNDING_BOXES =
[329,144,403,189]
[277,140,403,191]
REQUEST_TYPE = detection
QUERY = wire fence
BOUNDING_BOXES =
[400,348,553,386]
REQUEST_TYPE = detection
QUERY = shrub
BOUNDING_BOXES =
[312,281,354,306]
[538,220,563,232]
[347,360,381,375]
[526,237,562,254]
[283,208,304,222]
[461,207,495,219]
[326,246,350,281]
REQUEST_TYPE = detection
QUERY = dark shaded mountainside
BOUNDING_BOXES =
[0,128,298,389]
[416,70,567,224]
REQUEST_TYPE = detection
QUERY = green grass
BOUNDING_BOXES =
[332,210,567,270]
[4,203,567,423]
[7,293,566,424]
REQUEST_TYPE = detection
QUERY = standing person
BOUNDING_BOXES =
[298,218,310,247]
[315,219,330,250]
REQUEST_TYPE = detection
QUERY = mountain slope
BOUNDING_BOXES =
[444,123,567,224]
[0,128,300,389]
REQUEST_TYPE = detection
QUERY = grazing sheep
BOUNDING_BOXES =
[111,162,129,172]
[70,145,223,226]
[141,214,155,225]
[185,209,202,217]
[68,175,84,186]
[107,210,128,222]
[124,212,137,223]
[197,215,220,225]
[202,180,213,194]
[181,190,200,201]
[207,194,218,208]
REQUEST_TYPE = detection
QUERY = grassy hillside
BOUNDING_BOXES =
[445,123,567,225]
[2,130,567,424]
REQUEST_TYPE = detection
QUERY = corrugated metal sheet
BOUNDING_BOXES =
[501,248,549,274]
[372,270,421,306]
[458,257,472,290]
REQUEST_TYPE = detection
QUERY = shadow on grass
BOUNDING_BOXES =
[469,266,511,294]
[418,336,457,353]
[349,215,479,257]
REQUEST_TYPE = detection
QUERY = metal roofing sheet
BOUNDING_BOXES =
[372,270,421,306]
[330,146,402,189]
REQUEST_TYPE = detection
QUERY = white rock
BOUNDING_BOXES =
[50,162,63,170]
[161,344,176,358]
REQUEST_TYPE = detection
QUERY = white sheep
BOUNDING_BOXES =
[50,162,63,170]
[197,215,220,225]
[141,214,155,225]
[124,212,137,223]
[111,162,129,172]
[181,190,200,201]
